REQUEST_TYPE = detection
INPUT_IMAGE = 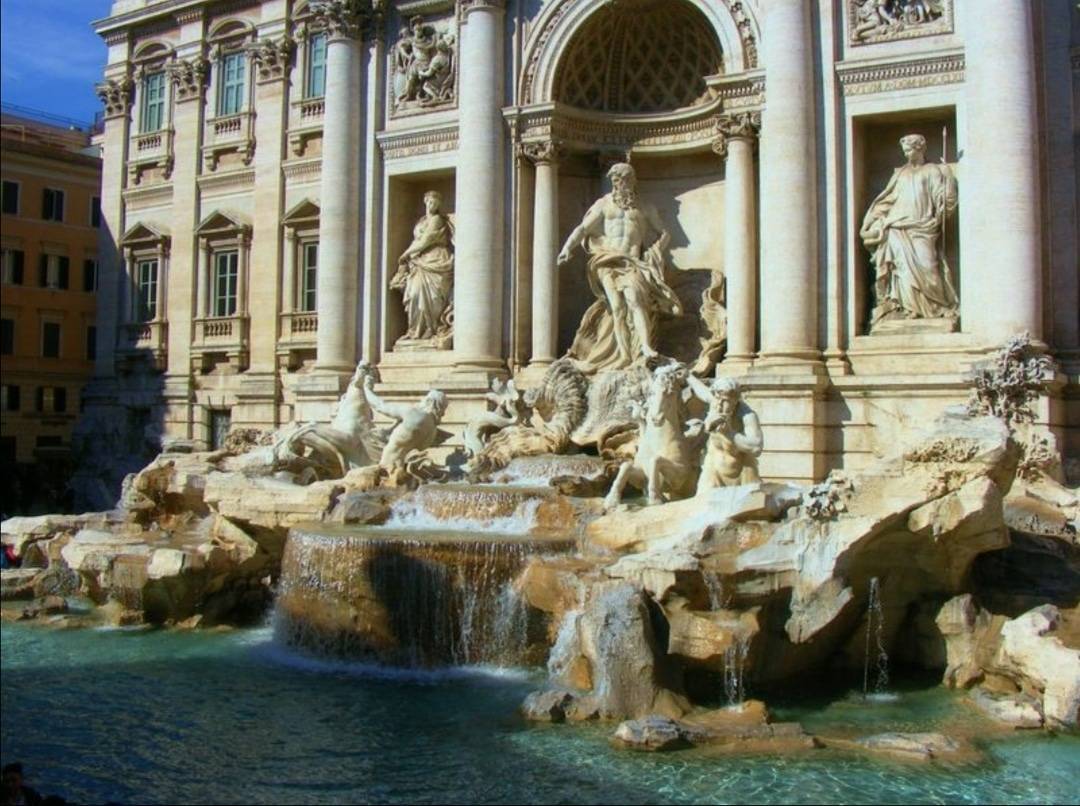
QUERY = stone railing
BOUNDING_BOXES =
[276,311,318,370]
[115,319,168,371]
[203,111,256,170]
[192,314,250,371]
[127,127,175,184]
[287,97,325,157]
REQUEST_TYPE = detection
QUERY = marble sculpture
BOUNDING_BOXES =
[391,190,455,348]
[861,133,959,328]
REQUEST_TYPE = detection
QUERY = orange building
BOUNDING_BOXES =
[1,108,101,510]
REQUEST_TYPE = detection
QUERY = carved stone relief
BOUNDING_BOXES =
[167,56,209,102]
[248,35,295,83]
[96,76,134,119]
[391,15,456,114]
[849,0,952,46]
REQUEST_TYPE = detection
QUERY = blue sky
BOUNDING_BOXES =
[1,0,114,125]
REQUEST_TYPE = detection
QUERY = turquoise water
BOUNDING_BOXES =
[2,622,1078,805]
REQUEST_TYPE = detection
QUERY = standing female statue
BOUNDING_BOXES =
[391,190,454,348]
[860,133,958,329]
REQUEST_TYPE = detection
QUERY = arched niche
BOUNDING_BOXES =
[519,0,760,107]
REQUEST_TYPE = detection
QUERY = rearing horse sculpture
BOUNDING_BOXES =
[603,362,705,511]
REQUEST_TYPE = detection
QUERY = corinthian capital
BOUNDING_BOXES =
[712,111,760,157]
[518,139,564,166]
[249,35,295,83]
[96,76,134,120]
[459,0,506,16]
[167,56,209,102]
[310,0,383,41]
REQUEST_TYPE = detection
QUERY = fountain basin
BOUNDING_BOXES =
[387,483,577,534]
[276,525,576,667]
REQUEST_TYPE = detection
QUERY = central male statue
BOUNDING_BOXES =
[557,162,682,373]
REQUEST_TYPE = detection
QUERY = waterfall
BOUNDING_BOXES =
[275,527,572,668]
[385,485,547,534]
[723,637,749,706]
[862,576,890,698]
[703,571,726,611]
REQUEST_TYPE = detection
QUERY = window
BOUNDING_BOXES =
[300,241,318,312]
[1,384,19,412]
[0,437,15,463]
[53,387,67,413]
[86,326,97,361]
[39,255,69,289]
[307,33,327,98]
[90,197,102,229]
[140,71,168,133]
[83,259,98,292]
[218,51,247,116]
[1,181,18,215]
[1,249,24,284]
[136,258,159,322]
[42,321,61,358]
[33,387,66,413]
[1,318,13,355]
[212,250,238,317]
[42,188,64,222]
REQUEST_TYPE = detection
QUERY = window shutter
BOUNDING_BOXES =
[84,260,94,291]
[54,387,67,413]
[9,385,19,411]
[12,250,23,284]
[42,190,51,219]
[35,387,45,412]
[58,257,69,289]
[39,255,48,286]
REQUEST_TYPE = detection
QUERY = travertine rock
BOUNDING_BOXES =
[995,605,1080,729]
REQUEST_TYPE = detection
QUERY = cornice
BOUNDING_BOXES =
[836,50,964,97]
[282,157,323,182]
[376,123,458,159]
[197,167,256,193]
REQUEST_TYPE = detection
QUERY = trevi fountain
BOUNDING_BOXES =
[3,0,1078,803]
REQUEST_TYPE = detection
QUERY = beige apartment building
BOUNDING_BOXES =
[1,110,101,507]
[84,0,1078,495]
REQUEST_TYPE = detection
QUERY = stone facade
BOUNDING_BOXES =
[88,0,1078,485]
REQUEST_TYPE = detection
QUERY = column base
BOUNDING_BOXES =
[716,355,755,377]
[753,350,826,376]
[452,356,508,387]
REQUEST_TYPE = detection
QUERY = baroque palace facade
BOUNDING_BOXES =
[88,0,1078,485]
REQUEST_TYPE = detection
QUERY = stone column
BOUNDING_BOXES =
[454,0,506,374]
[93,75,134,377]
[964,0,1042,343]
[155,242,168,317]
[196,239,210,318]
[163,53,208,383]
[313,5,365,372]
[237,233,250,316]
[521,140,561,367]
[248,34,293,373]
[714,114,759,370]
[757,0,818,367]
[282,229,297,313]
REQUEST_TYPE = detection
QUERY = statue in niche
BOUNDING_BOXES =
[393,15,455,109]
[391,190,454,348]
[557,162,683,374]
[851,0,947,43]
[860,133,958,330]
[687,376,762,492]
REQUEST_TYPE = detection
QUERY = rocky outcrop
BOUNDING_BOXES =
[525,581,689,722]
[937,595,1079,728]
